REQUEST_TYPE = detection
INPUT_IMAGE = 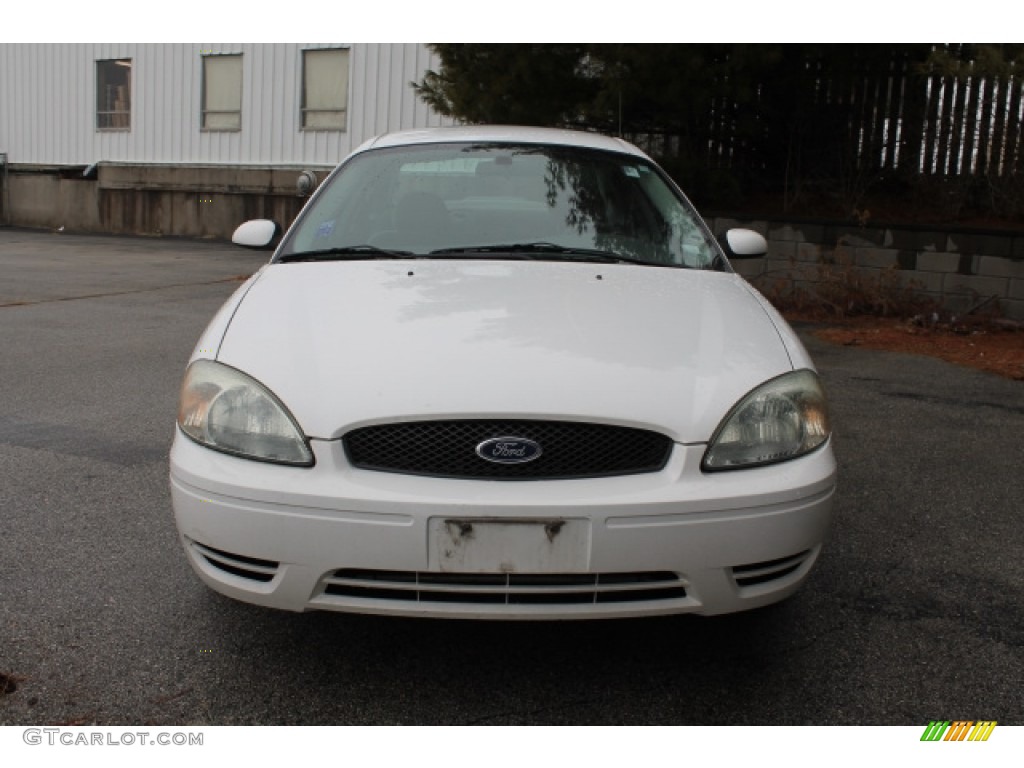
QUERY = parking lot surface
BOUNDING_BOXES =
[1,228,1021,725]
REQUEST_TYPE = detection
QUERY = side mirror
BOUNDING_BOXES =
[717,228,767,259]
[232,219,281,250]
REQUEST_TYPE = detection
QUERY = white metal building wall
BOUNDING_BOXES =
[0,43,452,167]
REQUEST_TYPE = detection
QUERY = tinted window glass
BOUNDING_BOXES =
[281,143,718,268]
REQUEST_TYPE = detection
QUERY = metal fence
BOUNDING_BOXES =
[628,50,1023,184]
[798,55,1024,179]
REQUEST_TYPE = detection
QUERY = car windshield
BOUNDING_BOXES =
[278,142,720,269]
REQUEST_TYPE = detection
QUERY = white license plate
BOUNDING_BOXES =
[428,518,590,573]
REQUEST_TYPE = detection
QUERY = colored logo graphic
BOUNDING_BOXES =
[920,721,997,741]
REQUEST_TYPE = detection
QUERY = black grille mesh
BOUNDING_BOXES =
[343,420,672,480]
[324,569,687,604]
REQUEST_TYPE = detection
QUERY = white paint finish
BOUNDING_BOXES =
[167,128,838,618]
[0,43,452,166]
[214,261,794,444]
[724,228,768,256]
[359,124,650,157]
[169,437,835,618]
[231,219,278,248]
[188,269,269,363]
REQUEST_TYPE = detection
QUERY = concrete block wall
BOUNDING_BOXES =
[713,217,1024,321]
[3,163,332,240]
[3,167,1022,321]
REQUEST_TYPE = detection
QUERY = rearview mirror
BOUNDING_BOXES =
[717,228,767,259]
[232,219,281,250]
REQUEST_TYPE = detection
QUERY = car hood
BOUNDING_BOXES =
[214,260,794,443]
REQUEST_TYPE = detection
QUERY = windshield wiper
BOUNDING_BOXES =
[428,242,657,266]
[277,245,415,263]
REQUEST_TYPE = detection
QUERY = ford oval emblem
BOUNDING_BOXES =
[476,436,543,464]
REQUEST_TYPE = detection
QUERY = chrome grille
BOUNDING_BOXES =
[343,419,672,480]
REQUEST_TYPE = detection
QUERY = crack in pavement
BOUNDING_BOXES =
[0,276,250,308]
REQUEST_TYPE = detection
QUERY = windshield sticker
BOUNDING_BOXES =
[315,220,335,238]
[622,166,640,178]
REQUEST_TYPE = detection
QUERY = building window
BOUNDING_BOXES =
[96,59,131,131]
[202,54,242,131]
[301,48,349,130]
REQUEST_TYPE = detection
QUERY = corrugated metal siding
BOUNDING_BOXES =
[0,43,452,167]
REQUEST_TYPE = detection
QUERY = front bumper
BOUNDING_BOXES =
[170,432,836,619]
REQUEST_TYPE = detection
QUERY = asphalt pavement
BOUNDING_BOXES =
[1,228,1021,725]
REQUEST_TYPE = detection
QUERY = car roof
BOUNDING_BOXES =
[355,125,651,159]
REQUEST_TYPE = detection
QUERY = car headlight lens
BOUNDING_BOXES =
[702,369,830,471]
[177,359,314,466]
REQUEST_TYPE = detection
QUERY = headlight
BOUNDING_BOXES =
[702,369,830,471]
[177,360,314,466]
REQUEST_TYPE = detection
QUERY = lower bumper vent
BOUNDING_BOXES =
[731,550,811,588]
[323,569,686,605]
[193,541,279,583]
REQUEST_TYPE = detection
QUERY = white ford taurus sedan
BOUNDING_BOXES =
[170,125,836,619]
